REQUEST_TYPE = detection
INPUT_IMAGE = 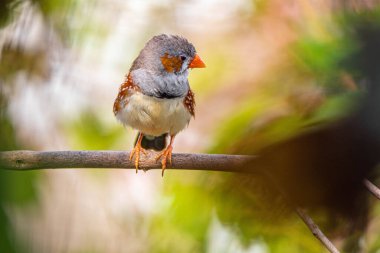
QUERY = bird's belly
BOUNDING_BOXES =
[116,92,192,136]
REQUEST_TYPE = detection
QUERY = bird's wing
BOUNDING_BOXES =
[113,73,141,115]
[183,89,195,117]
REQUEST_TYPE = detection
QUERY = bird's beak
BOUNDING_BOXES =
[189,54,206,69]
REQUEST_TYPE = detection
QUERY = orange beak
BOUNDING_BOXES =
[189,54,206,69]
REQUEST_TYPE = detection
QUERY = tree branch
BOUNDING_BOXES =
[363,179,380,200]
[296,208,340,253]
[258,168,341,253]
[0,150,252,171]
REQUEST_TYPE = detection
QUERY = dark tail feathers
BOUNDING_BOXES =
[135,133,167,151]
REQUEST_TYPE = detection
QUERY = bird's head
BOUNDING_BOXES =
[131,34,205,75]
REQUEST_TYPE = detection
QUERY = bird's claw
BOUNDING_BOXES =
[129,144,147,173]
[155,145,173,176]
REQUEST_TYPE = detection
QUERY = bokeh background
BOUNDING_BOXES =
[1,0,380,252]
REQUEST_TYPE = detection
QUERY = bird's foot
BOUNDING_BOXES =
[129,143,147,173]
[155,145,173,176]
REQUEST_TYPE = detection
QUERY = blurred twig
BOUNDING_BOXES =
[296,208,340,253]
[363,179,380,200]
[260,169,341,253]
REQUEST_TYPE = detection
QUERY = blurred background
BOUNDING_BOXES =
[1,0,380,252]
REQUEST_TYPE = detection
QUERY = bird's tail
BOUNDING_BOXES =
[135,132,167,151]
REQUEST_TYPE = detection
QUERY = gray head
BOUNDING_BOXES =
[131,34,202,75]
[130,34,205,98]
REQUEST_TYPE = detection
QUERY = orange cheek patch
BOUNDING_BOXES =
[160,53,183,73]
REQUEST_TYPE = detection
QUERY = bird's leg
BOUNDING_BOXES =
[155,135,175,176]
[129,133,147,173]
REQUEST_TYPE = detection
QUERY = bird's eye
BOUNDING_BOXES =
[180,55,186,61]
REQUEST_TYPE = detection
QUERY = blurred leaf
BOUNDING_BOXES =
[0,0,21,27]
[189,51,232,98]
[0,45,49,82]
[65,111,125,150]
[149,172,214,253]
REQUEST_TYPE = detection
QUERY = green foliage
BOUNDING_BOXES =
[0,102,18,151]
[149,172,214,253]
[294,36,348,80]
[189,50,233,99]
[210,97,275,153]
[32,0,74,15]
[308,91,361,124]
[31,0,77,39]
[292,24,358,95]
[65,111,125,150]
[0,0,19,27]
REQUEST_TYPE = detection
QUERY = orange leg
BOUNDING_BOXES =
[155,135,175,176]
[129,133,147,173]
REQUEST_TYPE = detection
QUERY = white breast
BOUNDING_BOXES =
[115,92,192,136]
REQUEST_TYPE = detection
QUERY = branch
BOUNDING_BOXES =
[258,168,341,253]
[296,208,340,253]
[363,179,380,200]
[0,150,252,171]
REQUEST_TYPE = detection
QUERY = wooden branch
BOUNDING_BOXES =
[363,179,380,200]
[296,208,340,253]
[0,150,252,172]
[258,168,341,253]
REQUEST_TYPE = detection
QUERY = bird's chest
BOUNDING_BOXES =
[116,92,192,136]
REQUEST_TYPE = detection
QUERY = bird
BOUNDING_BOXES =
[113,34,205,176]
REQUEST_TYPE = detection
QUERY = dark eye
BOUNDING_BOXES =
[180,55,186,61]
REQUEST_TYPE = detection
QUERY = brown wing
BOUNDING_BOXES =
[113,73,140,115]
[183,89,195,117]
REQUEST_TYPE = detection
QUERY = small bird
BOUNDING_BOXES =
[113,34,205,176]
